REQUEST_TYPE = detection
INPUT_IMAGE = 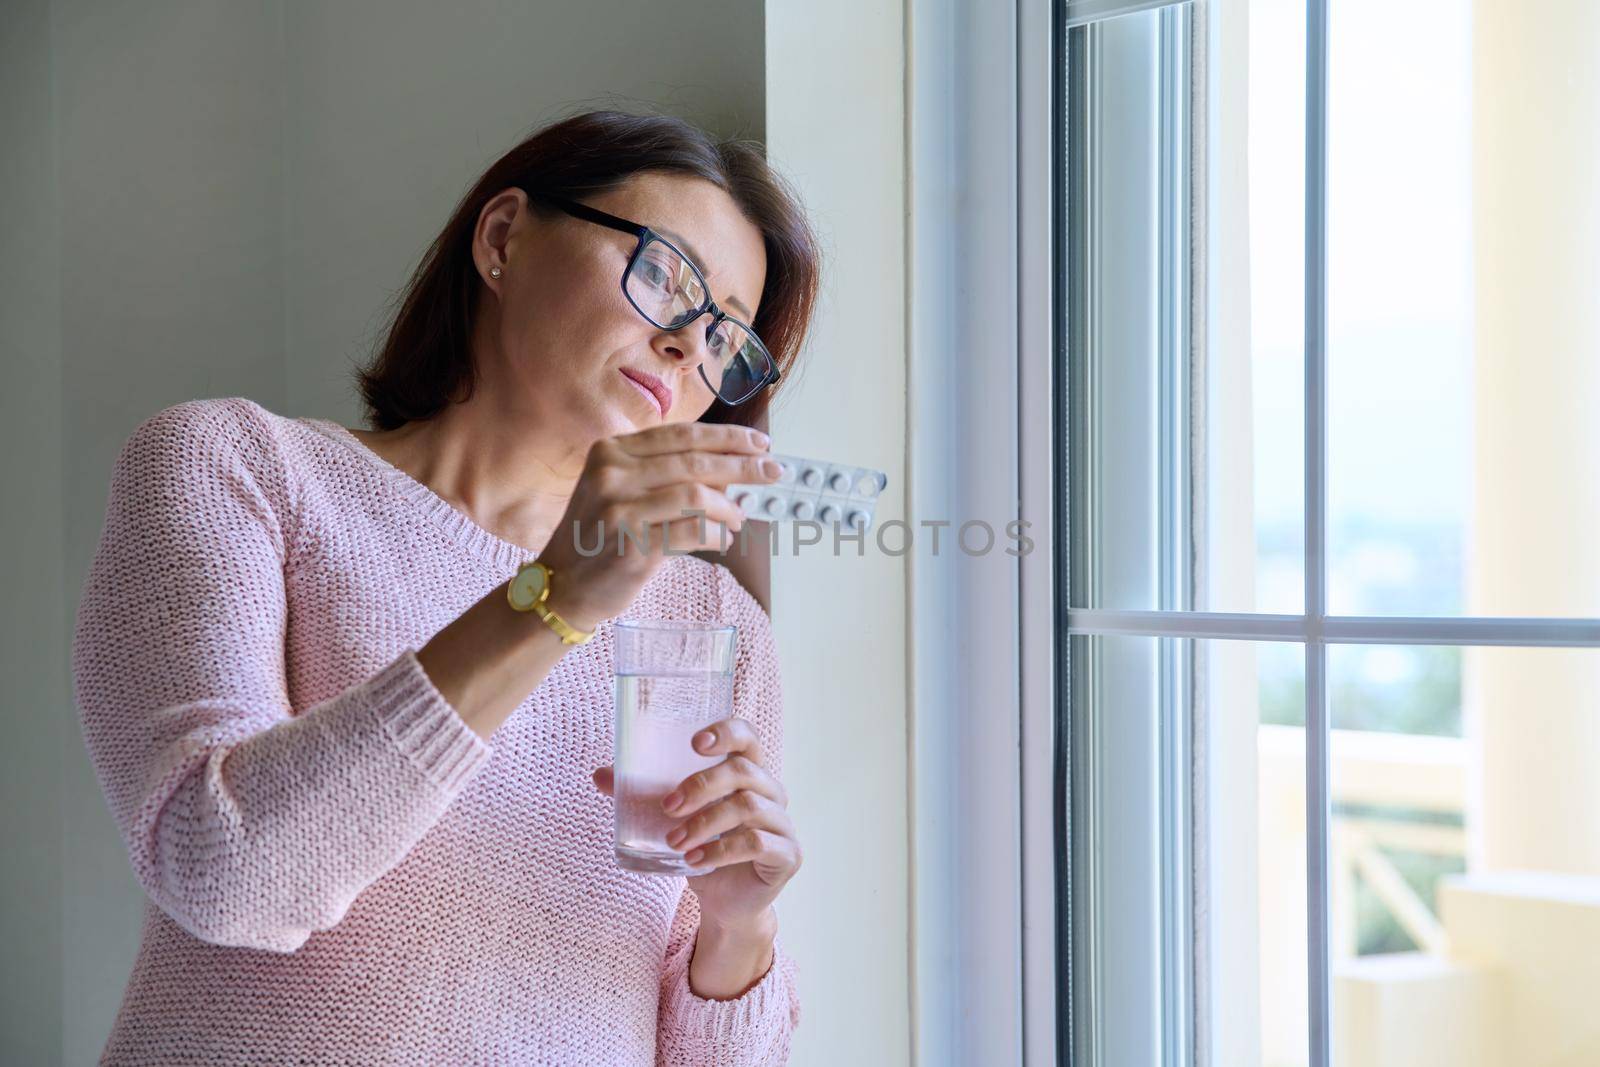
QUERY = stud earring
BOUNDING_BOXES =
[490,266,503,279]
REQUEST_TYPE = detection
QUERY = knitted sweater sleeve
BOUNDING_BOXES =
[71,398,492,954]
[655,563,802,1066]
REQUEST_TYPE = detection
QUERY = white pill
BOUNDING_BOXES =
[763,496,784,516]
[828,472,851,493]
[799,467,822,488]
[819,504,840,524]
[856,473,884,496]
[734,492,757,515]
[847,510,867,530]
[792,499,815,520]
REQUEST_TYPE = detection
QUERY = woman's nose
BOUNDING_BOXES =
[656,320,713,369]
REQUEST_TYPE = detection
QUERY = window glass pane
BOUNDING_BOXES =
[1240,0,1307,616]
[1068,633,1307,1066]
[1234,639,1310,1067]
[1068,0,1305,614]
[1328,644,1600,1064]
[1328,1,1600,617]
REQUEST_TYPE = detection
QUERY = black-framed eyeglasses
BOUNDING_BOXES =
[521,188,781,407]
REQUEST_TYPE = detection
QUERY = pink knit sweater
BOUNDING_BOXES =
[71,396,799,1066]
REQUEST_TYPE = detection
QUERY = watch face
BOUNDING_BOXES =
[507,562,548,611]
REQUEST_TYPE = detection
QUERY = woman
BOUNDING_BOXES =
[72,109,819,1066]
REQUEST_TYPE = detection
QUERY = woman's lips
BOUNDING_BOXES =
[619,368,671,417]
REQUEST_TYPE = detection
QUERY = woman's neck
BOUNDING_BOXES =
[351,398,587,557]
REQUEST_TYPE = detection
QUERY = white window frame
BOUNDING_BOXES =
[912,0,1600,1065]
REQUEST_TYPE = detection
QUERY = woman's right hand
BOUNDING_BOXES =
[532,422,781,628]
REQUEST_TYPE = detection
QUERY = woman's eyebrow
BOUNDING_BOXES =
[656,226,754,319]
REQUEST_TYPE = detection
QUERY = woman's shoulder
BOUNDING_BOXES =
[120,395,288,468]
[112,396,302,534]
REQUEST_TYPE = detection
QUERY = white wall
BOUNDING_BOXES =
[765,1,912,1063]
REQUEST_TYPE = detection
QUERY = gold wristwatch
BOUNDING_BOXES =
[506,559,595,645]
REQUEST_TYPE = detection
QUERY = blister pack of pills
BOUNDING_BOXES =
[727,452,889,532]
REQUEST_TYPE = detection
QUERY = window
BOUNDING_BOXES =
[1049,2,1600,1067]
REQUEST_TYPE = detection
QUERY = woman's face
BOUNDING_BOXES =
[473,171,769,445]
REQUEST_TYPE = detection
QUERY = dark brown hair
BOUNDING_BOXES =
[354,108,821,431]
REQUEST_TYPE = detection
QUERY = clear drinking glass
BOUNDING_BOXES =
[612,619,737,875]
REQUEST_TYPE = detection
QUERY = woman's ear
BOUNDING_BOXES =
[474,188,528,291]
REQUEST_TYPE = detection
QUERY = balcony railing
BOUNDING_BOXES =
[1256,722,1600,1065]
[1259,723,1468,959]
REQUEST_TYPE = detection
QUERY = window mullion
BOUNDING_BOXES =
[1304,0,1332,1064]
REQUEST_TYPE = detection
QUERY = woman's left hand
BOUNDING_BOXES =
[591,718,802,929]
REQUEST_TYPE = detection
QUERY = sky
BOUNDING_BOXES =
[1249,0,1474,532]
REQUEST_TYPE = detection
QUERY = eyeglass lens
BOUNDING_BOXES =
[624,236,773,403]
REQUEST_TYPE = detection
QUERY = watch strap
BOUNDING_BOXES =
[507,559,596,645]
[531,597,595,645]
